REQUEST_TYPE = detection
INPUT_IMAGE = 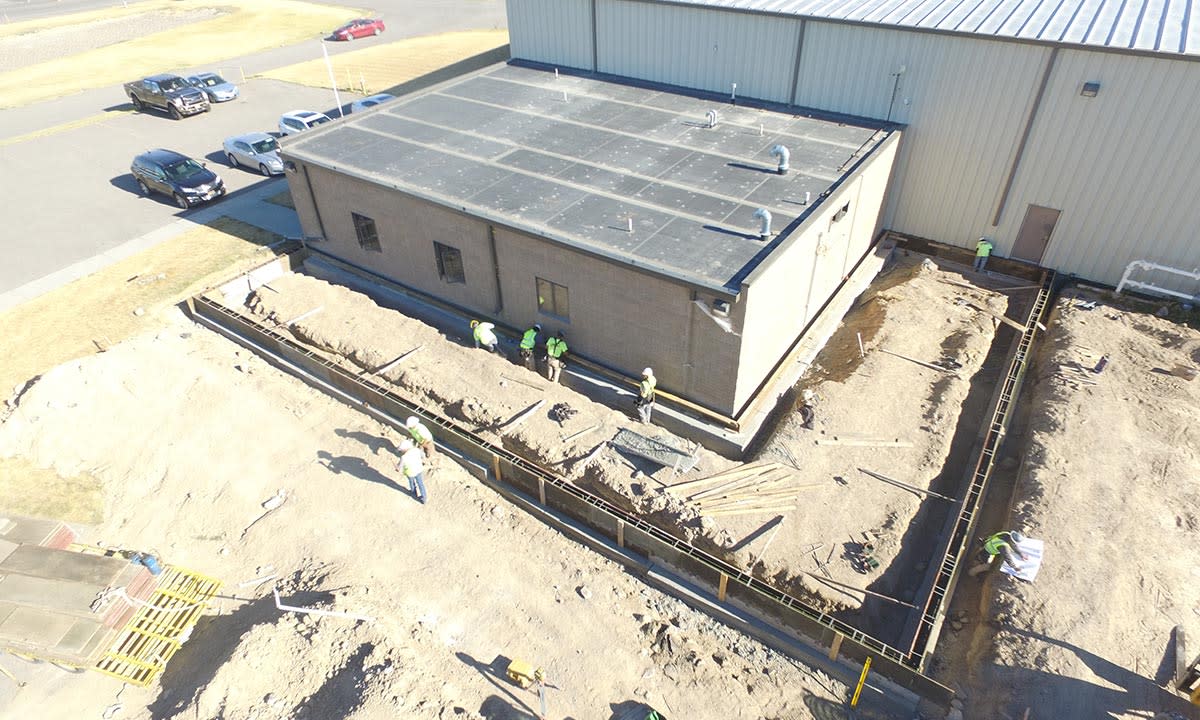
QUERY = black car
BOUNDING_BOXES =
[131,149,225,209]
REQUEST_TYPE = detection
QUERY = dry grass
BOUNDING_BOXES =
[258,29,509,95]
[0,0,363,108]
[265,189,296,209]
[0,458,104,526]
[0,216,282,395]
[0,0,165,38]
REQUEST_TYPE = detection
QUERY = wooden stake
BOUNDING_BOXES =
[705,505,796,517]
[879,348,959,376]
[965,301,1026,333]
[687,467,782,500]
[668,462,776,491]
[750,516,784,567]
[857,467,957,502]
[717,573,728,602]
[828,633,844,661]
[816,437,912,448]
[367,345,423,376]
[501,374,544,391]
[561,424,598,443]
[501,399,546,435]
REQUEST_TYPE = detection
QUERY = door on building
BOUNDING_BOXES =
[1011,204,1060,264]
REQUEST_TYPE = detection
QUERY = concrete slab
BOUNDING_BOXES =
[0,606,74,648]
[0,546,128,587]
[284,62,889,293]
[0,516,71,546]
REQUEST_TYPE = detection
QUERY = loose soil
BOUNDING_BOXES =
[937,289,1200,720]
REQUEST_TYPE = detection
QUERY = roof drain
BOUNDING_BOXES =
[706,110,719,128]
[770,144,790,175]
[753,208,772,240]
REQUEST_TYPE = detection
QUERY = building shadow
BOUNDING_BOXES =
[334,427,398,457]
[991,624,1199,719]
[316,450,398,490]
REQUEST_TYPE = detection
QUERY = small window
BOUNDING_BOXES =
[434,242,465,283]
[536,277,569,319]
[352,212,380,252]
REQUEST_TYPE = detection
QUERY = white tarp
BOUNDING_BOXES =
[1000,537,1044,582]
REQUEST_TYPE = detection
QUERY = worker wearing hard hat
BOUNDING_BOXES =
[397,438,427,505]
[470,319,499,354]
[635,368,656,423]
[968,530,1029,576]
[519,324,541,371]
[798,389,817,430]
[405,416,436,468]
[974,237,994,272]
[544,331,568,383]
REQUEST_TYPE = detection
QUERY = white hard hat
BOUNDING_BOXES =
[802,389,815,402]
[642,367,653,376]
[398,439,414,452]
[405,416,419,428]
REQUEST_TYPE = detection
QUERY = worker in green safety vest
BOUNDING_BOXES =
[974,237,994,272]
[544,331,568,383]
[519,324,541,371]
[968,530,1028,576]
[635,367,656,423]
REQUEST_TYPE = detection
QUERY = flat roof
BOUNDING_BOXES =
[283,63,889,292]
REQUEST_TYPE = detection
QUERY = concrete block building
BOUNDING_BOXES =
[506,0,1200,290]
[280,63,899,416]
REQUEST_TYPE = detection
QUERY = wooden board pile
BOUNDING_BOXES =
[666,462,820,517]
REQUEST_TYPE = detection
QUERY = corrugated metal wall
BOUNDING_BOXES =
[505,0,1200,286]
[506,0,595,71]
[595,0,800,103]
[794,23,1049,246]
[993,49,1200,284]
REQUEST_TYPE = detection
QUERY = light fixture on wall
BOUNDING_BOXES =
[1080,82,1101,98]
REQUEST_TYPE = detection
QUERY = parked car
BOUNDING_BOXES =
[331,17,385,40]
[349,93,396,113]
[223,132,285,175]
[124,74,209,119]
[278,110,331,136]
[131,149,225,209]
[186,72,239,102]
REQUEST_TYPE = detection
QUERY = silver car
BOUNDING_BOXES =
[222,132,285,176]
[186,72,239,102]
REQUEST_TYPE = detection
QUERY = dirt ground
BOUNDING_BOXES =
[0,309,894,720]
[938,289,1200,720]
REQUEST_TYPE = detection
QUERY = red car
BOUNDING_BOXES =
[331,18,385,40]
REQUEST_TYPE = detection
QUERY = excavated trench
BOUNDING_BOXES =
[184,247,1052,710]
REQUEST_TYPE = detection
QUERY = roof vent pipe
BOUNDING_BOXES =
[753,208,772,239]
[770,144,790,175]
[706,110,719,128]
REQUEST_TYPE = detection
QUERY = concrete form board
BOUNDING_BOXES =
[595,0,801,102]
[283,63,885,293]
[506,0,594,71]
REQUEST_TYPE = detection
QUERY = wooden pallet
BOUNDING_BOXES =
[93,565,222,687]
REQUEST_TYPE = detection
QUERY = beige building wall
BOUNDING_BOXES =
[286,161,749,413]
[734,133,900,411]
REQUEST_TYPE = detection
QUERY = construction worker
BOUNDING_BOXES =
[798,389,817,430]
[397,438,427,504]
[471,319,499,354]
[968,530,1028,576]
[544,331,568,383]
[635,367,656,423]
[404,416,435,468]
[973,237,994,272]
[519,323,541,371]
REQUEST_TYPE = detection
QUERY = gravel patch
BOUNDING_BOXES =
[0,9,226,73]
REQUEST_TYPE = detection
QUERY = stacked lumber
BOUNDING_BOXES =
[666,462,819,517]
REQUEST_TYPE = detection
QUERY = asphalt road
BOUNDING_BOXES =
[0,0,507,300]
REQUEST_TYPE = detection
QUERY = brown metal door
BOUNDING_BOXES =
[1011,204,1060,264]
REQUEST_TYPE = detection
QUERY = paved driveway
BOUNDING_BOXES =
[0,0,507,302]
